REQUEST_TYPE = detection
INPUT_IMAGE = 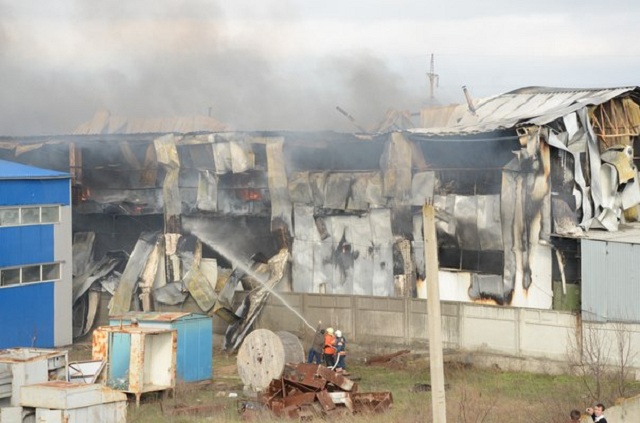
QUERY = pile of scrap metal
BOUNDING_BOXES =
[240,363,393,420]
[72,223,290,353]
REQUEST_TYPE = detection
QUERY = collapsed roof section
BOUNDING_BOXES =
[1,86,639,319]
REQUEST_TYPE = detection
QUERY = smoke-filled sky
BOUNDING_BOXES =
[1,0,640,135]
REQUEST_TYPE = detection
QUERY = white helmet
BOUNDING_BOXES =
[326,327,334,334]
[335,330,342,337]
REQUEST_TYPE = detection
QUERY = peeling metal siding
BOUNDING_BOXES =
[582,239,640,322]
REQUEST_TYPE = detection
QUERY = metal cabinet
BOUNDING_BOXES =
[0,348,67,406]
[92,325,176,406]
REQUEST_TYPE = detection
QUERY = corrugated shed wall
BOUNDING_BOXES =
[582,239,640,322]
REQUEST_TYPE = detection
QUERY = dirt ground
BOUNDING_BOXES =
[92,346,638,423]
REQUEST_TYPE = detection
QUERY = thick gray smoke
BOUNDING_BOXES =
[0,1,425,136]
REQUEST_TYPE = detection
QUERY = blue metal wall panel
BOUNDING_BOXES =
[0,179,70,206]
[0,225,54,267]
[0,282,54,348]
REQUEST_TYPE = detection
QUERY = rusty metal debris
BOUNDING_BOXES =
[240,363,392,420]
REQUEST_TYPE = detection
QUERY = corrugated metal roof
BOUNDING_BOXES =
[74,110,229,135]
[0,160,70,180]
[410,86,638,136]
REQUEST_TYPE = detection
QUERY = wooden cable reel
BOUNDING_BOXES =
[237,329,304,391]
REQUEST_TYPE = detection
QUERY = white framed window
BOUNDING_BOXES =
[0,205,61,227]
[0,263,62,288]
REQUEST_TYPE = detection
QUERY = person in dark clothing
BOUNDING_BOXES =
[334,329,347,372]
[586,403,607,423]
[307,323,325,364]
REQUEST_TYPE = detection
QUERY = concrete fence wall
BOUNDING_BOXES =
[253,292,640,372]
[94,291,640,373]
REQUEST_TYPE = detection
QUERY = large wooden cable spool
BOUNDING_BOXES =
[237,329,305,391]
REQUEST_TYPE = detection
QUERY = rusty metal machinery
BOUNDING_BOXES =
[236,329,304,392]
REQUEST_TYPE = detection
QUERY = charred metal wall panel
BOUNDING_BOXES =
[582,239,640,322]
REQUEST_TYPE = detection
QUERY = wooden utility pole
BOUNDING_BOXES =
[423,203,447,422]
[426,53,439,100]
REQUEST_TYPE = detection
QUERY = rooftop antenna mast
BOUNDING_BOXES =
[426,53,439,100]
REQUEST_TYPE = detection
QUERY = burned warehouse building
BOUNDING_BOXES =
[1,86,640,338]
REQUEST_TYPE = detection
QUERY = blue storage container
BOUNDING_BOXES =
[109,312,212,383]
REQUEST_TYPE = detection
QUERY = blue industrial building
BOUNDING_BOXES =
[0,160,72,348]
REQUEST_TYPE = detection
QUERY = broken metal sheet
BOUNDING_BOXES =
[501,170,519,300]
[590,207,620,231]
[551,195,580,235]
[622,172,640,211]
[580,108,604,211]
[327,218,359,295]
[163,167,182,218]
[548,129,592,230]
[73,251,128,303]
[370,209,394,296]
[599,163,619,210]
[347,172,376,210]
[153,282,188,305]
[212,268,244,323]
[380,132,412,203]
[453,196,480,250]
[433,195,457,247]
[288,172,313,204]
[323,173,352,210]
[184,266,217,312]
[477,195,503,250]
[73,232,95,279]
[468,274,509,305]
[411,171,435,206]
[100,273,121,296]
[345,172,385,210]
[186,142,215,171]
[229,141,253,173]
[266,139,292,233]
[73,289,101,338]
[138,238,161,311]
[109,232,160,315]
[350,216,374,296]
[154,134,179,169]
[74,189,163,215]
[314,224,335,294]
[212,141,232,174]
[196,171,218,211]
[200,258,219,293]
[601,145,636,183]
[224,249,289,352]
[292,205,317,293]
[563,112,579,140]
[309,172,327,207]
